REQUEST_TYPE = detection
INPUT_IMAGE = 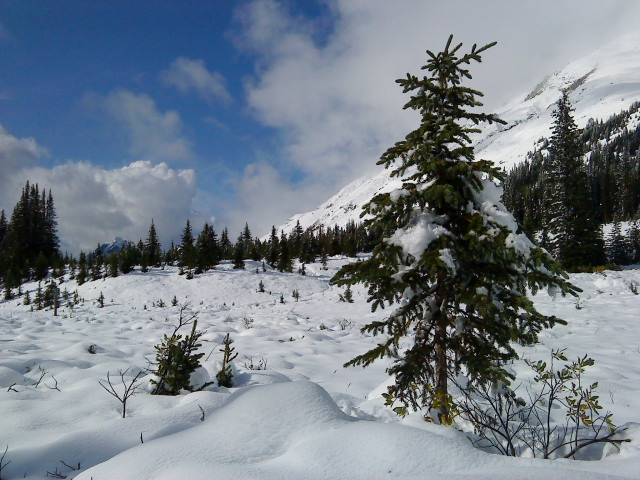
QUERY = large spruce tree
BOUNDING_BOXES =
[545,91,605,270]
[332,36,577,424]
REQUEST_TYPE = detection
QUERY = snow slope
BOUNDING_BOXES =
[276,33,640,235]
[1,260,640,479]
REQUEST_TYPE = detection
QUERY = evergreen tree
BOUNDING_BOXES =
[232,235,245,269]
[195,223,220,271]
[331,36,577,424]
[179,220,197,272]
[607,218,629,265]
[76,252,87,285]
[145,220,162,267]
[277,232,293,273]
[267,226,279,267]
[2,183,60,281]
[220,227,232,260]
[0,210,7,248]
[109,254,119,277]
[545,91,605,270]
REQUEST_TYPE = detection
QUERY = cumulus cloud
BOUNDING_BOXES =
[0,123,197,253]
[233,0,640,231]
[17,160,197,253]
[161,57,232,104]
[88,89,193,161]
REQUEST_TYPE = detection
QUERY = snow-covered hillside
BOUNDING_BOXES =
[276,33,640,235]
[1,261,640,479]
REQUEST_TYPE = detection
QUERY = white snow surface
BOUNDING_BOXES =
[275,33,640,236]
[1,260,640,479]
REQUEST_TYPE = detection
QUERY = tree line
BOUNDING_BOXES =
[0,182,61,293]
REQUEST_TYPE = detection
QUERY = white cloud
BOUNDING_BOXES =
[221,162,324,237]
[20,160,197,253]
[234,0,640,231]
[0,123,197,253]
[0,124,49,208]
[161,57,231,104]
[89,89,193,162]
[0,124,48,171]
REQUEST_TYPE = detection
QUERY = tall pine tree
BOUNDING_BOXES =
[145,219,162,268]
[545,91,605,270]
[332,36,577,424]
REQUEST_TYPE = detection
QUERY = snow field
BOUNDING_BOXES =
[0,259,639,479]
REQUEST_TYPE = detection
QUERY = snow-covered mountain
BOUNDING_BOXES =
[277,33,640,234]
[97,237,129,256]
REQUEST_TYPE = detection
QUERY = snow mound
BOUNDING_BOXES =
[78,381,630,480]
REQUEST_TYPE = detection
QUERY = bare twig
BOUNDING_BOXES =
[34,366,47,388]
[99,369,143,418]
[6,383,17,393]
[59,460,80,471]
[45,467,67,478]
[0,445,11,480]
[198,404,205,422]
[46,375,61,391]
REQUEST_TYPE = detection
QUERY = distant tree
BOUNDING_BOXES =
[0,210,7,248]
[267,226,279,267]
[109,254,119,277]
[76,252,87,285]
[179,220,197,272]
[220,227,232,260]
[607,218,629,265]
[196,223,220,271]
[277,232,293,273]
[232,235,245,269]
[332,36,577,424]
[249,238,263,262]
[1,183,60,282]
[145,220,162,267]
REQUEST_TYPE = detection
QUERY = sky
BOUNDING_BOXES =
[1,0,640,253]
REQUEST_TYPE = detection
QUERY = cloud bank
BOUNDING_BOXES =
[0,123,197,254]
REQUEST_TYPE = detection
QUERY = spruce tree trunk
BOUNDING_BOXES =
[434,295,449,424]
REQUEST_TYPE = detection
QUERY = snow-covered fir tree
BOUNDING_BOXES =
[332,36,578,424]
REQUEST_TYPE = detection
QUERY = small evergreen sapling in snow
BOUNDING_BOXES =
[339,285,354,303]
[332,36,578,424]
[216,333,238,388]
[150,304,206,395]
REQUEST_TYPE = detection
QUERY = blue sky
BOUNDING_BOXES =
[1,0,639,253]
